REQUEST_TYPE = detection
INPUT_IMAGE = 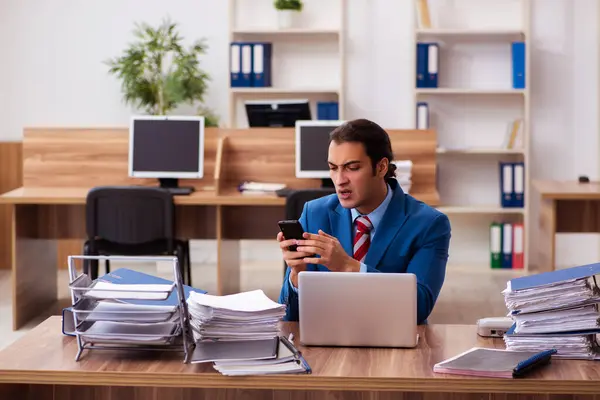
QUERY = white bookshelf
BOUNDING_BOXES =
[415,88,525,95]
[414,0,531,271]
[227,0,346,128]
[436,147,525,155]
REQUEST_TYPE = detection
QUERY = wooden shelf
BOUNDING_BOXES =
[416,28,525,39]
[232,28,340,36]
[230,87,340,95]
[436,206,525,215]
[416,88,525,95]
[436,147,525,155]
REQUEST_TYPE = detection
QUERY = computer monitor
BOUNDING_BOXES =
[129,115,204,194]
[295,120,344,188]
[245,99,311,127]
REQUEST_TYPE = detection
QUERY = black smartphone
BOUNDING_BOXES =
[278,220,305,251]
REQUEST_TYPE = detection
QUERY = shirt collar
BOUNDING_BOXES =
[350,183,393,232]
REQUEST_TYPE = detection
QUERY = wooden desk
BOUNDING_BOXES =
[1,127,440,330]
[534,180,600,272]
[1,317,599,400]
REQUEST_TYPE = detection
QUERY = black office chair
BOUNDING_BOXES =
[282,188,336,273]
[82,186,192,285]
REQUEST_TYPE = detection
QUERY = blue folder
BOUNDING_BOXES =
[98,268,207,306]
[240,43,253,87]
[426,43,439,88]
[251,42,272,87]
[509,262,600,292]
[317,101,339,120]
[499,162,514,207]
[416,43,429,88]
[230,42,243,87]
[506,322,600,336]
[512,42,526,89]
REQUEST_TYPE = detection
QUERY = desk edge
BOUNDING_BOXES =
[0,370,595,394]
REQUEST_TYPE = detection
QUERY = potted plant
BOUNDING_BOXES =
[106,18,219,126]
[274,0,303,29]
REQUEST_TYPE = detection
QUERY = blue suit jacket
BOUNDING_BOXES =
[278,179,451,324]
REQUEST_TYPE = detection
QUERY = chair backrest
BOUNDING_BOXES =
[285,188,336,220]
[86,186,175,246]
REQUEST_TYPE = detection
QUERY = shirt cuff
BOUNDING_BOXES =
[289,273,299,293]
[359,262,368,273]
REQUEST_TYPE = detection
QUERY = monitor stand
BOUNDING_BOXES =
[321,178,335,189]
[159,178,196,196]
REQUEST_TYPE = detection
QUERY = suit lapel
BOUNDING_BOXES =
[331,203,353,257]
[364,182,409,269]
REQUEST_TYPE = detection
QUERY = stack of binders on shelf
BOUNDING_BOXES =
[490,222,524,269]
[502,263,600,359]
[416,42,438,88]
[65,255,202,362]
[499,161,525,208]
[230,42,272,87]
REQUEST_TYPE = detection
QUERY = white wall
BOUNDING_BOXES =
[0,0,598,268]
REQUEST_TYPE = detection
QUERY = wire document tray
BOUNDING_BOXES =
[67,255,194,363]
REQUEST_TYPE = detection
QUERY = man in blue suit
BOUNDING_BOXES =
[277,119,451,324]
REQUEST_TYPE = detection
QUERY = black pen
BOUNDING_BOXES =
[280,334,300,357]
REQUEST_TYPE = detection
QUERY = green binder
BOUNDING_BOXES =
[490,222,502,269]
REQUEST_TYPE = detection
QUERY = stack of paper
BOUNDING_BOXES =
[501,263,600,359]
[187,289,286,342]
[238,181,286,195]
[511,304,600,334]
[393,160,412,193]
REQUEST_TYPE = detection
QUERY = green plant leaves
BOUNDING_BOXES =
[106,17,219,124]
[274,0,303,11]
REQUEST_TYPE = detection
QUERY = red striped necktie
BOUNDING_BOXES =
[353,216,373,262]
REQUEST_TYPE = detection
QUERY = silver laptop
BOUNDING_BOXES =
[298,271,418,348]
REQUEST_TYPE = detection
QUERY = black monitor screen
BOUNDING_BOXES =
[132,119,201,173]
[246,101,311,127]
[299,126,337,171]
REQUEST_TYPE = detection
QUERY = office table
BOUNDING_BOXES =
[0,186,441,331]
[0,186,288,330]
[534,180,600,272]
[0,317,598,400]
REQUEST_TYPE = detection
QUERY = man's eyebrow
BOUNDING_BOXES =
[327,160,361,167]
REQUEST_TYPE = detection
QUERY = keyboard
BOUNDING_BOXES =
[165,187,195,196]
[275,188,294,198]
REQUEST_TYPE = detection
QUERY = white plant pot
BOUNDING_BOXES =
[277,10,296,29]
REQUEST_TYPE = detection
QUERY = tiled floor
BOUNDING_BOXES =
[0,261,522,350]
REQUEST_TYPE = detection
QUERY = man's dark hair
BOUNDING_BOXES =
[329,118,397,180]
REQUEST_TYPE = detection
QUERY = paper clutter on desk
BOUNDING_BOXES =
[501,262,600,360]
[238,181,286,194]
[187,289,286,342]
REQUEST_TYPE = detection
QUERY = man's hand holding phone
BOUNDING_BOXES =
[277,231,312,288]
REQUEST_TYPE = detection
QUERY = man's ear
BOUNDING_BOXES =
[377,158,389,177]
